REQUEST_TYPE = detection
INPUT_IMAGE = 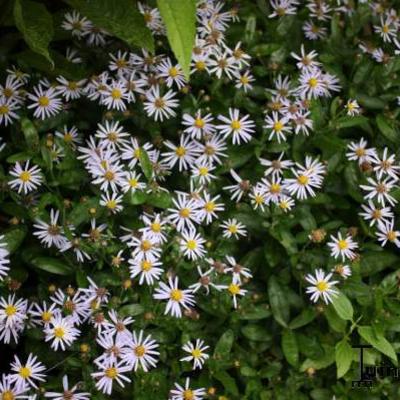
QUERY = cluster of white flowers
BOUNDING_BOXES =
[0,274,211,397]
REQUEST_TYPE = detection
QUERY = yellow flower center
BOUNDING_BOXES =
[38,96,50,107]
[2,390,15,400]
[116,59,127,68]
[186,240,197,250]
[169,67,178,77]
[231,120,241,130]
[204,202,215,212]
[355,148,365,156]
[42,311,52,322]
[194,118,205,128]
[5,305,17,316]
[180,208,190,218]
[382,24,389,33]
[141,240,152,251]
[3,88,13,98]
[129,178,138,188]
[111,88,122,100]
[141,260,152,271]
[254,194,264,204]
[199,166,208,176]
[0,105,9,115]
[134,345,146,357]
[170,289,183,301]
[106,200,117,209]
[134,148,141,159]
[228,225,238,233]
[183,390,194,400]
[297,175,309,185]
[195,61,206,70]
[154,98,165,108]
[151,222,161,232]
[104,170,115,181]
[67,81,78,90]
[228,283,240,295]
[64,132,73,143]
[18,366,31,379]
[105,367,118,379]
[338,239,348,250]
[270,183,281,194]
[175,146,186,157]
[316,281,328,292]
[107,132,118,142]
[387,231,397,242]
[191,348,203,358]
[273,121,283,132]
[240,75,249,84]
[308,77,318,88]
[54,327,65,338]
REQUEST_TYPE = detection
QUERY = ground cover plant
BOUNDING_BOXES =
[1,0,400,399]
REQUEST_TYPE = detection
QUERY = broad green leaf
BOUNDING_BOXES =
[335,339,353,378]
[357,325,397,363]
[268,276,290,327]
[238,305,271,320]
[139,149,153,181]
[214,371,239,396]
[289,308,317,330]
[376,114,398,143]
[14,0,54,66]
[146,191,173,208]
[300,345,335,371]
[214,329,234,361]
[119,304,145,317]
[331,291,353,321]
[68,0,154,52]
[282,329,299,367]
[241,324,272,342]
[325,305,347,333]
[360,250,399,276]
[2,226,27,254]
[20,118,39,150]
[157,0,196,79]
[336,115,369,129]
[30,256,72,275]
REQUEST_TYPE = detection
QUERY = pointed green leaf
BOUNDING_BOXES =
[331,291,353,321]
[335,339,353,378]
[139,148,153,181]
[268,276,290,327]
[14,0,54,66]
[157,0,196,79]
[282,329,299,367]
[30,256,72,275]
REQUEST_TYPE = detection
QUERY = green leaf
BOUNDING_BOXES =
[282,329,299,367]
[20,118,39,150]
[357,326,397,363]
[2,226,27,254]
[157,0,196,79]
[376,114,398,143]
[119,304,145,317]
[336,115,369,129]
[360,250,399,276]
[331,291,353,321]
[67,0,154,52]
[214,329,234,361]
[214,371,239,396]
[139,149,153,181]
[241,324,272,342]
[14,0,54,66]
[146,191,173,209]
[335,339,353,378]
[268,276,290,327]
[300,345,335,371]
[30,256,72,275]
[289,308,317,330]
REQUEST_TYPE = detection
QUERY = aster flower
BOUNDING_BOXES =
[129,258,163,285]
[305,269,338,304]
[220,218,247,239]
[153,276,196,318]
[9,161,43,194]
[216,108,255,144]
[327,232,358,261]
[91,360,131,395]
[143,86,179,121]
[44,315,80,351]
[44,375,90,400]
[179,228,207,260]
[33,209,68,249]
[376,219,400,248]
[170,378,206,400]
[9,354,46,390]
[180,339,210,370]
[27,85,62,120]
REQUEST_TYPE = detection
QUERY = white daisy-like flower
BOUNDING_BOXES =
[345,99,361,116]
[371,148,400,180]
[191,161,217,185]
[264,112,291,143]
[359,177,398,206]
[27,85,62,120]
[333,264,352,279]
[44,315,80,351]
[220,218,247,239]
[44,375,90,400]
[226,279,247,309]
[196,193,225,224]
[216,108,255,144]
[179,228,207,260]
[234,69,255,92]
[9,161,43,194]
[157,58,186,89]
[9,354,46,390]
[55,125,81,146]
[170,378,206,400]
[56,76,86,101]
[0,374,29,400]
[100,192,124,214]
[101,80,130,111]
[182,110,215,139]
[327,232,358,261]
[96,120,130,149]
[163,136,201,171]
[180,339,210,370]
[129,258,163,285]
[33,209,68,249]
[121,330,160,371]
[260,152,294,178]
[359,200,393,226]
[0,97,20,126]
[291,44,321,71]
[225,255,253,283]
[346,138,377,165]
[376,219,400,248]
[91,361,131,395]
[223,169,250,202]
[121,171,146,193]
[167,193,201,232]
[305,269,339,304]
[0,236,10,281]
[153,276,196,318]
[143,86,179,121]
[61,11,91,37]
